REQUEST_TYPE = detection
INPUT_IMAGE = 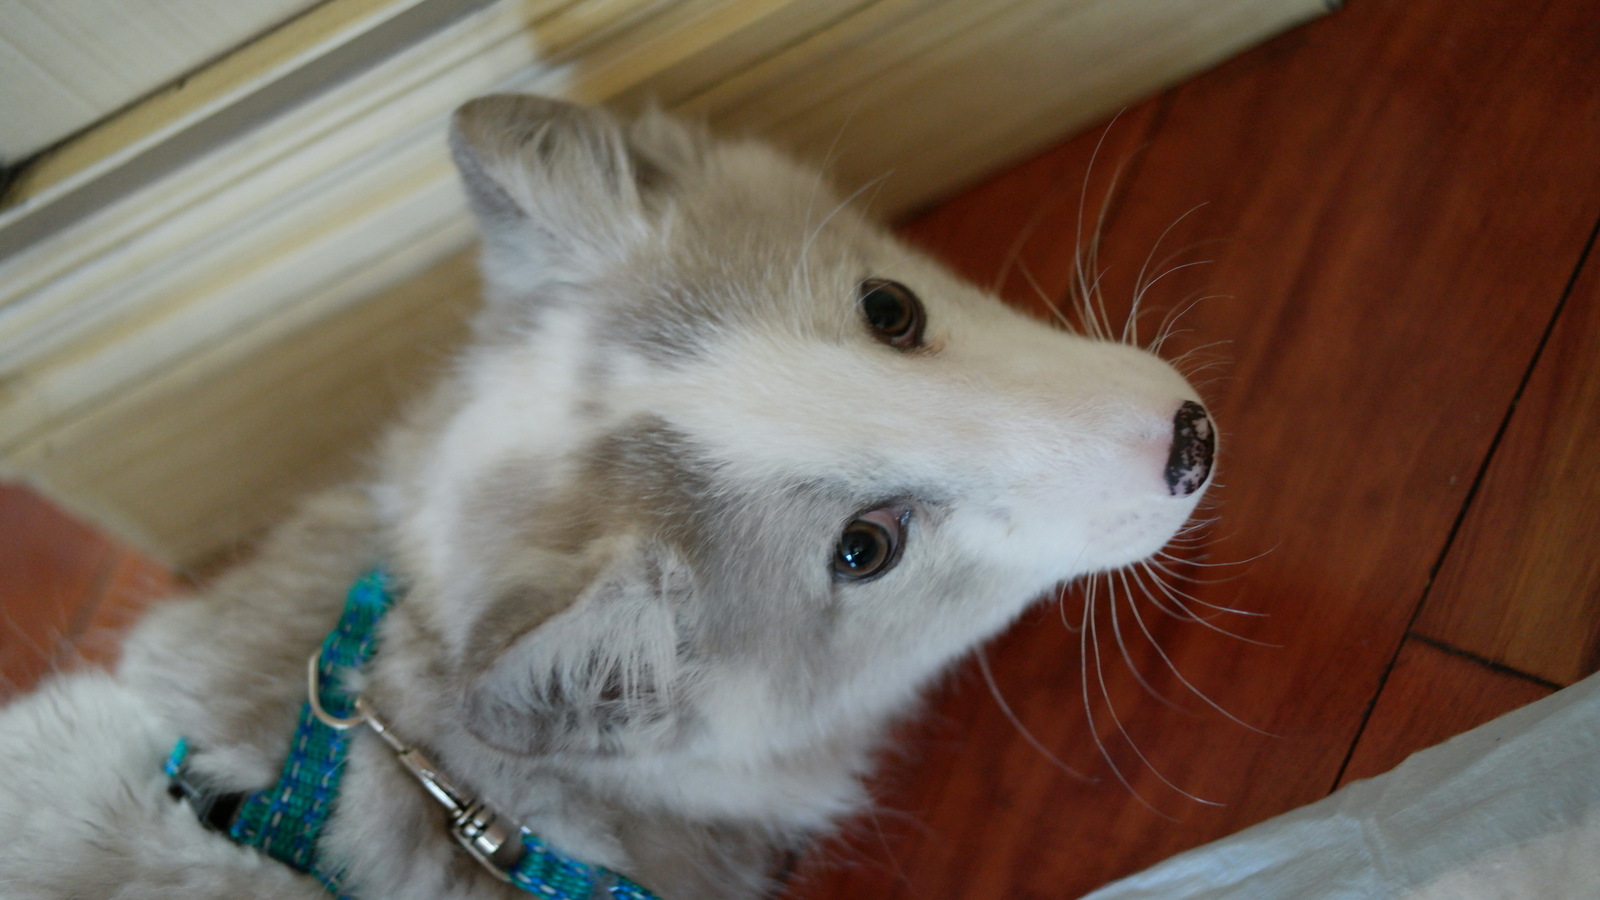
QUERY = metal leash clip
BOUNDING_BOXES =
[308,652,528,881]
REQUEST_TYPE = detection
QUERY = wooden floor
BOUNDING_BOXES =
[2,0,1598,895]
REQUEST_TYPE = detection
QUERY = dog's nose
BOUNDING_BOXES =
[1164,401,1215,497]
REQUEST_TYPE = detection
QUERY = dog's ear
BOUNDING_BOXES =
[462,539,694,757]
[448,94,705,290]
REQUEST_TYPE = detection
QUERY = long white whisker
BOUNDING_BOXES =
[1136,246,1227,327]
[1073,249,1108,341]
[1169,515,1222,538]
[1073,116,1136,343]
[976,649,1095,781]
[1082,574,1176,819]
[796,173,894,334]
[1084,171,1125,342]
[1131,206,1208,306]
[993,178,1077,296]
[1121,591,1279,736]
[1163,527,1219,548]
[1125,203,1209,346]
[1151,291,1231,355]
[1142,557,1259,591]
[1073,119,1116,340]
[799,111,859,300]
[1178,361,1233,382]
[1079,263,1119,339]
[1129,259,1216,342]
[1168,338,1237,368]
[1097,573,1221,807]
[1155,542,1279,569]
[800,175,891,277]
[1059,581,1085,634]
[1141,561,1266,620]
[1109,570,1188,711]
[1139,568,1280,647]
[1190,376,1235,394]
[1019,260,1075,331]
[1128,570,1205,623]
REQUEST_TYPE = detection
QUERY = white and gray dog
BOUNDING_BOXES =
[0,96,1214,899]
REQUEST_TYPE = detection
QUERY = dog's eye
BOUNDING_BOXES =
[859,279,925,350]
[832,504,911,582]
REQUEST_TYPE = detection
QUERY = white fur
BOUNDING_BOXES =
[0,96,1215,899]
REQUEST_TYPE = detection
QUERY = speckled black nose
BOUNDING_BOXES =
[1165,401,1215,497]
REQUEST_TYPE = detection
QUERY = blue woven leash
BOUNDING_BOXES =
[165,570,661,900]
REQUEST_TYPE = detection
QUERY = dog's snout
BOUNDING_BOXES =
[1165,401,1215,497]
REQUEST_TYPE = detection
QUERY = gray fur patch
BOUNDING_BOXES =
[602,281,731,364]
[452,418,718,755]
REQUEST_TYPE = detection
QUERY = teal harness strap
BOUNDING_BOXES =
[166,570,392,896]
[165,569,662,900]
[240,568,392,892]
[509,833,658,899]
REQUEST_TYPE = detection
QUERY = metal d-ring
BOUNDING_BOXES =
[306,650,367,730]
[303,651,527,880]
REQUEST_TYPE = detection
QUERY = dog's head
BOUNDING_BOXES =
[380,96,1214,773]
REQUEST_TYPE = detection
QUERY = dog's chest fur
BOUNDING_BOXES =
[0,95,1213,899]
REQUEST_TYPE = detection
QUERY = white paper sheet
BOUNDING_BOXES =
[1081,671,1600,899]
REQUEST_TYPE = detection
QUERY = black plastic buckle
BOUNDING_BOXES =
[166,754,246,834]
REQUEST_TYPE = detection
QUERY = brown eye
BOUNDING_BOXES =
[832,504,911,582]
[859,279,925,350]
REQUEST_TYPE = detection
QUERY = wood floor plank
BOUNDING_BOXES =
[1337,639,1553,787]
[1414,251,1600,686]
[65,547,180,670]
[789,0,1600,896]
[0,482,116,695]
[898,102,1163,318]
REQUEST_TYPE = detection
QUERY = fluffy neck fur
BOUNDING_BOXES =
[119,434,877,900]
